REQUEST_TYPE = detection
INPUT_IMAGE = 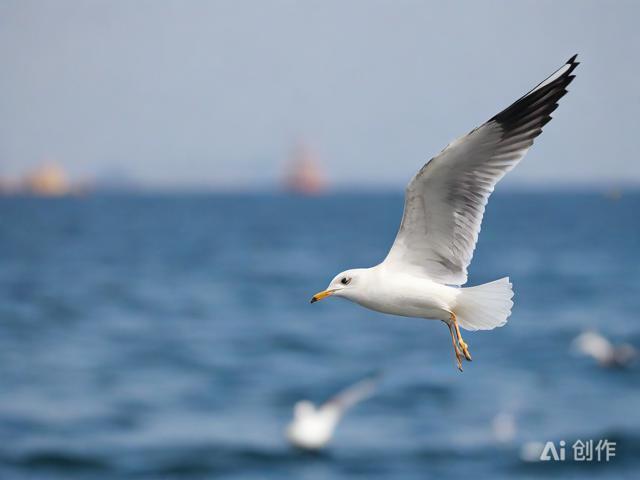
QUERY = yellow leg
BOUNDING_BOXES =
[447,322,463,372]
[451,313,472,362]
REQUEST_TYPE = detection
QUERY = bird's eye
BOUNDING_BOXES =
[341,277,351,285]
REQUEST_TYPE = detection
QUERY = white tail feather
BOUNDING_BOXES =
[455,277,514,331]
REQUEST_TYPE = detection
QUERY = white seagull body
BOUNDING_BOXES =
[285,375,378,451]
[312,56,579,370]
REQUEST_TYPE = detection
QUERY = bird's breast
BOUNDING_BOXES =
[354,276,457,321]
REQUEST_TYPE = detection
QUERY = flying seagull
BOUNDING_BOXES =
[285,374,379,450]
[311,55,579,371]
[572,330,637,368]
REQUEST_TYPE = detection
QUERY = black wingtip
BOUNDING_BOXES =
[566,54,580,76]
[488,54,579,135]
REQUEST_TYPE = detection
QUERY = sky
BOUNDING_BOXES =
[1,0,639,190]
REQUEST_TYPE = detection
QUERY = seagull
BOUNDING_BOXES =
[572,330,637,368]
[285,374,378,451]
[311,55,579,371]
[492,412,517,443]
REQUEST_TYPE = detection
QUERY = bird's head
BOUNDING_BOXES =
[293,400,316,418]
[310,268,367,304]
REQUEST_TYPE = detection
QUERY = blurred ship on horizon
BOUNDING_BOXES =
[0,163,89,197]
[283,142,326,195]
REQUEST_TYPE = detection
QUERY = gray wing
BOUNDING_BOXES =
[383,55,579,285]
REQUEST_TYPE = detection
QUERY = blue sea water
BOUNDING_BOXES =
[0,191,639,479]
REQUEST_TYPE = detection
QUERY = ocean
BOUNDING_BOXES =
[0,191,639,479]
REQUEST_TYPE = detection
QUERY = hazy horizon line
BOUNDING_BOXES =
[2,183,635,197]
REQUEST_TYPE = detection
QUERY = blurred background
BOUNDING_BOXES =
[1,0,639,478]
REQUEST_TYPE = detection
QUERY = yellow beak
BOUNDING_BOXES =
[310,289,335,303]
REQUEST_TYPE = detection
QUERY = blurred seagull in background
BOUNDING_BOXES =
[492,412,517,444]
[286,374,379,451]
[572,330,637,368]
[311,55,579,371]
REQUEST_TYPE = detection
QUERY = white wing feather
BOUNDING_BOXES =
[320,374,379,416]
[383,55,579,285]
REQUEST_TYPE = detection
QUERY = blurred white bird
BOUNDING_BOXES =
[572,330,637,368]
[492,412,517,444]
[285,374,379,451]
[519,441,546,463]
[311,55,578,371]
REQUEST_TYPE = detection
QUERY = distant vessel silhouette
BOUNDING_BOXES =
[284,142,326,195]
[24,164,71,196]
[0,163,90,197]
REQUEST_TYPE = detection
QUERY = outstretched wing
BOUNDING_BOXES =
[383,55,579,285]
[320,373,379,415]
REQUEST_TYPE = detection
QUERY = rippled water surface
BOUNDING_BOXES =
[0,192,639,479]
